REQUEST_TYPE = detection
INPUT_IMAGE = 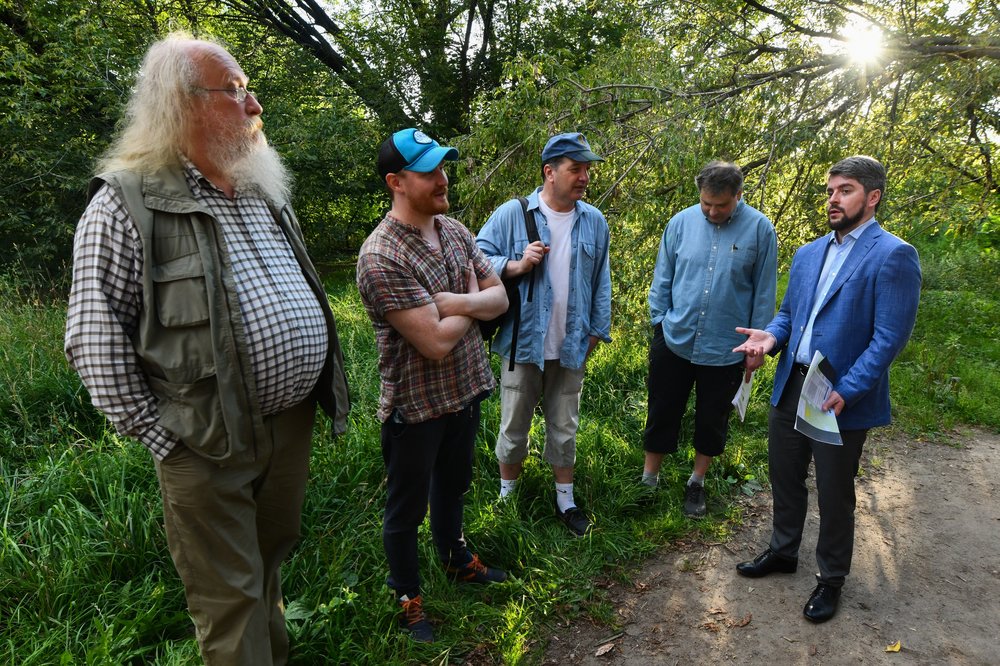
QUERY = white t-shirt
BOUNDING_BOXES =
[538,195,575,360]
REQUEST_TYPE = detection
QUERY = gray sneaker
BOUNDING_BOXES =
[683,482,707,518]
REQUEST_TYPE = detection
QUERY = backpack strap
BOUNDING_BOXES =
[508,197,539,372]
[519,197,539,302]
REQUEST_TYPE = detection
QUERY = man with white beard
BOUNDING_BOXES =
[64,33,350,666]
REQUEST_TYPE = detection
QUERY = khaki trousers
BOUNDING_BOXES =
[155,398,316,666]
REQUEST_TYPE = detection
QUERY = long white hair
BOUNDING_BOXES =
[97,32,202,175]
[98,32,291,203]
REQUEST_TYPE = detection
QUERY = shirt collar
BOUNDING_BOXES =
[179,155,219,197]
[829,217,877,246]
[385,212,443,235]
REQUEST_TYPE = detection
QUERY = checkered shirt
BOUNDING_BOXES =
[65,161,327,460]
[356,214,496,424]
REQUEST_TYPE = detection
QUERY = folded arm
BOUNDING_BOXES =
[387,262,506,361]
[432,268,507,320]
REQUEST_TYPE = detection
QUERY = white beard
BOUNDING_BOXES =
[228,139,292,205]
[204,116,292,204]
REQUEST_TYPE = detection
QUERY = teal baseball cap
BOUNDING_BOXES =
[378,128,459,179]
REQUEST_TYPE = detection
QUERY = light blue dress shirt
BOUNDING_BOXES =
[649,199,778,366]
[794,218,878,364]
[476,187,612,370]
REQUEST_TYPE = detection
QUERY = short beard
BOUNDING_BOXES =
[205,117,292,204]
[827,205,866,233]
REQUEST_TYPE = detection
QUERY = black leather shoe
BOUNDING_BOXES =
[803,583,841,623]
[735,548,798,578]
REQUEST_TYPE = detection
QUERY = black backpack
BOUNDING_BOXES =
[480,197,540,371]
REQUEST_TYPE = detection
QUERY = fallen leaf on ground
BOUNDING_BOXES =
[595,643,614,657]
[708,607,726,615]
[700,621,721,633]
[885,640,902,652]
[724,612,752,628]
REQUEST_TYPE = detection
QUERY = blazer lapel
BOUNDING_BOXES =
[799,236,830,312]
[818,222,882,311]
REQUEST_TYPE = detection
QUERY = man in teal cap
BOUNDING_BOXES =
[357,128,510,642]
[476,132,612,536]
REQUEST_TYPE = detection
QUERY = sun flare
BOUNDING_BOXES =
[839,18,883,64]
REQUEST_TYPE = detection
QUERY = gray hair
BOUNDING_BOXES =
[97,32,205,174]
[828,155,886,210]
[695,161,744,196]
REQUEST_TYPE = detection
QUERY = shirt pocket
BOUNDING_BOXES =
[151,252,211,327]
[728,246,758,280]
[579,240,597,277]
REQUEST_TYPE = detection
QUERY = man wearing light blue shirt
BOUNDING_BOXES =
[641,162,777,518]
[476,132,612,536]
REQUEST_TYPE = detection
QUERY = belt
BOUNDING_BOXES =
[793,363,810,377]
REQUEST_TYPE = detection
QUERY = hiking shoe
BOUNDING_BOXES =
[556,504,593,536]
[683,482,707,518]
[397,594,434,643]
[446,553,508,584]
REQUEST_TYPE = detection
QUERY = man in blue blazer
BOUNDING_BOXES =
[732,156,921,623]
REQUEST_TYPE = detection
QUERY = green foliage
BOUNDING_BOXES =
[0,0,385,288]
[0,0,149,287]
[890,238,1000,433]
[453,0,999,273]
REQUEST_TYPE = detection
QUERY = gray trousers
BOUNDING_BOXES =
[155,398,316,666]
[767,370,867,586]
[495,359,585,469]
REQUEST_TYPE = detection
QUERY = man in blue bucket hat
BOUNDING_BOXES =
[476,132,612,537]
[357,128,510,642]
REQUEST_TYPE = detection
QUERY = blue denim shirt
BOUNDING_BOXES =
[649,200,777,366]
[476,187,612,370]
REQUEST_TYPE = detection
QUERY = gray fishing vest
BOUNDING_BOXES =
[90,167,350,465]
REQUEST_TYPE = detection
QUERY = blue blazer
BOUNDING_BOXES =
[766,221,921,430]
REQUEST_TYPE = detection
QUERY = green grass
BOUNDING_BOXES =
[1,236,997,664]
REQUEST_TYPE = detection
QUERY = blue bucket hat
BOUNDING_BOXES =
[541,132,604,163]
[378,128,459,179]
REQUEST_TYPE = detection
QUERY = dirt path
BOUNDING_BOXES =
[542,430,1000,665]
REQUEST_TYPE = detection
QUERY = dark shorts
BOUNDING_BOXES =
[643,325,744,457]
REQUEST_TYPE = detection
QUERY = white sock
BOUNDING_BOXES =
[500,478,518,497]
[555,482,576,513]
[688,472,705,487]
[641,471,658,487]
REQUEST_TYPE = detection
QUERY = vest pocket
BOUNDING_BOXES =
[148,373,235,461]
[152,253,210,327]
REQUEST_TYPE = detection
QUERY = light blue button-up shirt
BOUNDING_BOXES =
[794,218,878,364]
[476,187,612,370]
[649,199,778,366]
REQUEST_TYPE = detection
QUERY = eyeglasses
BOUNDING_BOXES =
[193,86,256,103]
